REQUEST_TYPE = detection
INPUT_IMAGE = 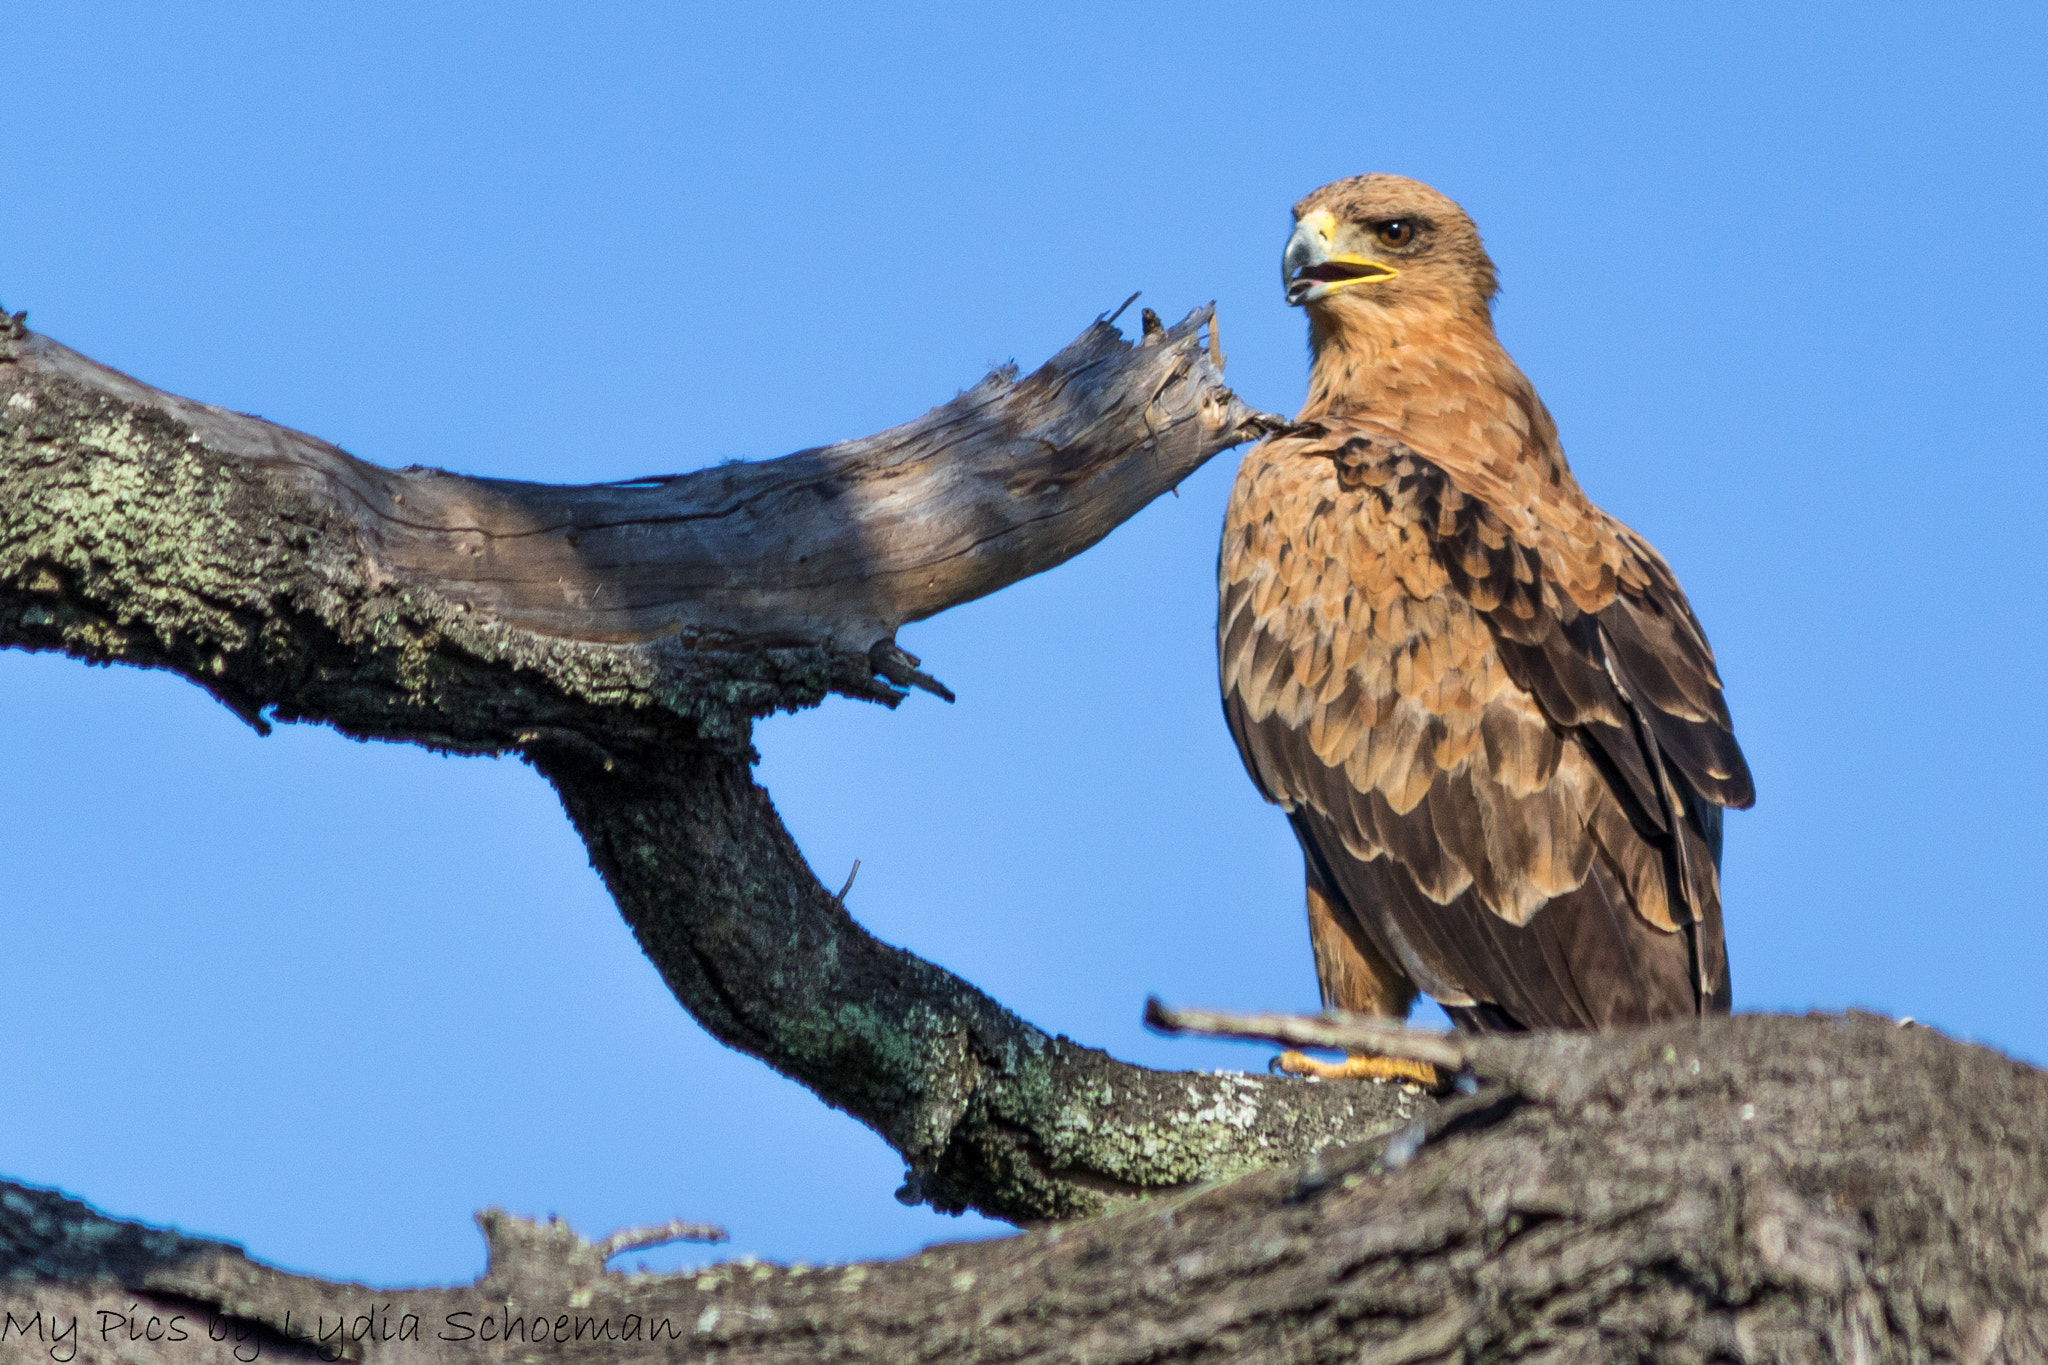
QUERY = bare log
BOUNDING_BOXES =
[0,303,1413,1224]
[6,1016,2043,1363]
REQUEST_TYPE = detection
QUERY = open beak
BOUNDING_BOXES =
[1284,211,1398,306]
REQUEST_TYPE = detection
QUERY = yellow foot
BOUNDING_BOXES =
[1273,1049,1439,1089]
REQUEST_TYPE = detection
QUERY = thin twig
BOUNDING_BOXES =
[835,859,861,903]
[594,1219,729,1261]
[1143,997,1468,1071]
[868,639,955,703]
[1103,291,1141,325]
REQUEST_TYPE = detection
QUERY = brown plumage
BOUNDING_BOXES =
[1220,175,1753,1032]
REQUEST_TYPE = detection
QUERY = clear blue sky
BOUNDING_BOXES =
[5,2,2044,1284]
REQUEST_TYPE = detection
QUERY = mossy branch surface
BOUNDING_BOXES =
[0,304,1416,1224]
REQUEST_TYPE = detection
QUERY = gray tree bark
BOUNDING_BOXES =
[5,1016,2043,1363]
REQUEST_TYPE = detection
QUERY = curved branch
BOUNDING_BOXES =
[0,303,1408,1223]
[535,743,1423,1221]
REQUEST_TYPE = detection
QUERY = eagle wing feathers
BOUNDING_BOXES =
[1220,420,1749,1027]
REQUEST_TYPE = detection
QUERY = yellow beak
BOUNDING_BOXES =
[1283,210,1399,306]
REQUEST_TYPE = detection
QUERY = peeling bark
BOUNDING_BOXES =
[0,303,1418,1226]
[6,1016,2044,1362]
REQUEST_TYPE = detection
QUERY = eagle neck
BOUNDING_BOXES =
[1299,307,1564,481]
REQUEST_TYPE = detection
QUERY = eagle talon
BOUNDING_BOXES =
[1272,1049,1439,1089]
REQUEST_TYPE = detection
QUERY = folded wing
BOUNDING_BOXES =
[1219,424,1752,1027]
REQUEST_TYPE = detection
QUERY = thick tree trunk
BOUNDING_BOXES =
[6,1016,2043,1362]
[0,303,1415,1226]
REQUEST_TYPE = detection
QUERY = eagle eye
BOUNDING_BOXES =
[1374,220,1415,249]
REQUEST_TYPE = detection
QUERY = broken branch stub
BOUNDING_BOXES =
[5,304,1270,719]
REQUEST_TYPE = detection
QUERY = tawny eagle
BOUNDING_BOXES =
[1219,175,1753,1074]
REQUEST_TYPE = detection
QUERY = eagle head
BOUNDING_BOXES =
[1283,175,1499,322]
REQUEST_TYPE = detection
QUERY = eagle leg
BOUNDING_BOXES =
[1305,875,1419,1014]
[1283,874,1442,1085]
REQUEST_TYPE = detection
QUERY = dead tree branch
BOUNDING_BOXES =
[5,1016,2043,1363]
[1146,998,1474,1071]
[0,303,1409,1225]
